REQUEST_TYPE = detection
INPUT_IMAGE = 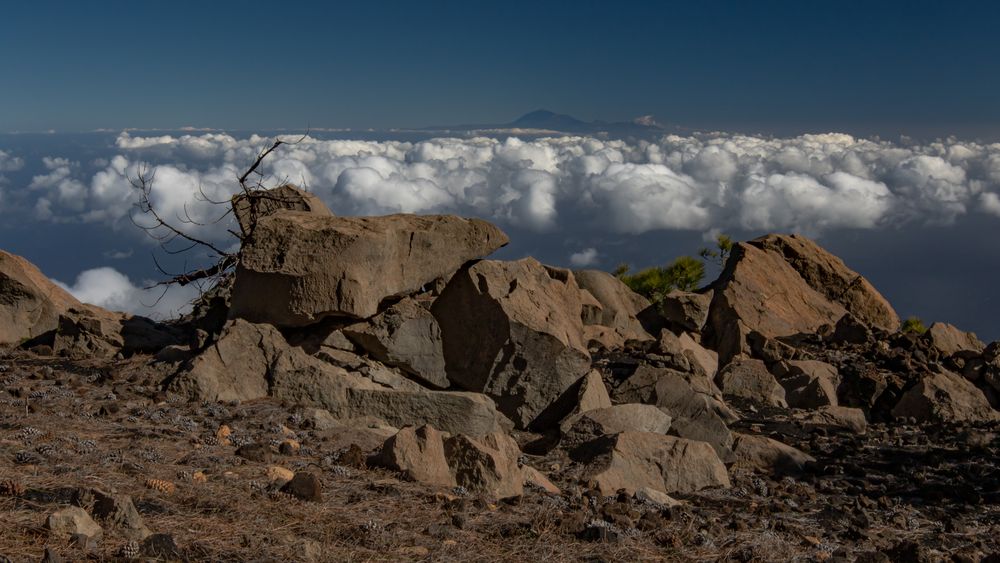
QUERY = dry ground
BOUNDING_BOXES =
[1,351,998,562]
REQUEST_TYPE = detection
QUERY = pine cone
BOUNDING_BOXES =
[119,540,140,559]
[0,479,25,497]
[144,478,176,495]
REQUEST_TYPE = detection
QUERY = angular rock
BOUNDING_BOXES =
[230,212,508,325]
[660,290,712,333]
[716,358,788,407]
[731,434,815,475]
[574,370,613,414]
[925,322,984,358]
[432,258,591,429]
[343,297,448,388]
[773,360,840,409]
[793,406,868,435]
[830,313,874,346]
[750,234,899,332]
[677,332,719,380]
[707,242,847,366]
[573,269,655,346]
[891,370,1000,423]
[444,432,524,499]
[635,487,682,508]
[562,404,672,444]
[280,472,323,502]
[522,466,560,495]
[0,249,84,345]
[573,432,730,495]
[374,425,456,488]
[46,507,103,542]
[169,319,285,402]
[231,184,332,237]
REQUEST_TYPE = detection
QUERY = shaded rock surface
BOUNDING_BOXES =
[230,212,508,325]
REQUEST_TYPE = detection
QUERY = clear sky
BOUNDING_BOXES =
[3,0,999,138]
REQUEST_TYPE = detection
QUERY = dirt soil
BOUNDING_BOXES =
[1,351,998,562]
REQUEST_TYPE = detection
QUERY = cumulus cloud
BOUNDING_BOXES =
[569,247,599,267]
[0,150,24,172]
[18,131,1000,241]
[55,267,200,319]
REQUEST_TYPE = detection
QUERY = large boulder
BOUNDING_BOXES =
[231,184,332,236]
[374,425,455,488]
[432,258,592,430]
[444,432,525,499]
[707,242,847,365]
[0,250,87,345]
[230,212,508,325]
[731,434,814,475]
[716,358,788,407]
[891,370,999,423]
[561,404,673,443]
[342,298,448,388]
[924,322,984,358]
[573,269,655,346]
[660,290,713,333]
[572,432,730,495]
[773,360,840,409]
[172,320,506,435]
[793,406,868,435]
[750,234,899,332]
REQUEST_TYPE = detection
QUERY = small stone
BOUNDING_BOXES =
[266,466,295,487]
[216,425,232,445]
[278,439,301,455]
[46,507,103,542]
[280,472,323,502]
[236,443,271,462]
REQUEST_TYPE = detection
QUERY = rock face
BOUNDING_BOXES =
[343,298,448,388]
[173,320,506,435]
[231,184,332,236]
[773,360,840,409]
[750,234,900,332]
[574,269,655,347]
[444,432,524,499]
[0,250,85,345]
[561,404,673,443]
[707,242,848,365]
[374,425,455,487]
[432,258,592,430]
[660,290,712,333]
[573,432,730,495]
[716,358,788,407]
[891,370,999,423]
[230,212,508,325]
[925,322,984,357]
[731,434,815,475]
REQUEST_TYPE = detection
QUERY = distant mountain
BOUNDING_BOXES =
[420,109,679,137]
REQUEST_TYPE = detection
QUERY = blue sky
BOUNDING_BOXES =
[3,0,999,138]
[0,2,999,340]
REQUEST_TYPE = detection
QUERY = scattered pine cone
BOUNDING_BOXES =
[144,478,176,495]
[0,479,25,497]
[119,540,140,559]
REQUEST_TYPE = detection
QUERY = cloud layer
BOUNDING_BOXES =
[54,267,199,319]
[11,131,1000,242]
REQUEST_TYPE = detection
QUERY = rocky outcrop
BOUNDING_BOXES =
[660,290,712,333]
[925,322,984,358]
[0,250,88,345]
[230,212,508,325]
[574,269,655,347]
[731,434,814,475]
[231,184,332,237]
[716,358,788,407]
[773,360,840,409]
[572,432,730,495]
[891,370,999,423]
[432,258,591,429]
[707,242,848,365]
[343,298,448,388]
[750,234,900,332]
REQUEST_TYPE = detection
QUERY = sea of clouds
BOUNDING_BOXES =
[6,130,1000,316]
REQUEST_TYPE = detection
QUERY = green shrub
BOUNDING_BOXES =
[901,316,927,335]
[698,233,734,267]
[615,256,705,301]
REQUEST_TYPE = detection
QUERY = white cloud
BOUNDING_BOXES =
[569,247,599,267]
[0,150,24,172]
[55,267,200,319]
[982,192,1000,217]
[19,131,1000,241]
